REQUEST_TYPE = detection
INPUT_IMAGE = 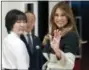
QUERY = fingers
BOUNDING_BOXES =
[49,29,62,45]
[54,29,62,38]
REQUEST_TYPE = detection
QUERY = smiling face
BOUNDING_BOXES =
[12,20,26,35]
[53,8,68,29]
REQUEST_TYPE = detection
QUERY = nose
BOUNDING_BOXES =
[20,22,24,27]
[57,16,62,20]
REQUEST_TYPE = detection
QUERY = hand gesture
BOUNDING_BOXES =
[50,29,62,51]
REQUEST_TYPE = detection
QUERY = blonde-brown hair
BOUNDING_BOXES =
[50,1,78,36]
[42,1,85,46]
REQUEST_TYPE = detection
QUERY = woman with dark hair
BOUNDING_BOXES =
[2,9,29,70]
[42,1,80,70]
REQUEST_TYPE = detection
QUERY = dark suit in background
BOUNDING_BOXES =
[20,34,44,70]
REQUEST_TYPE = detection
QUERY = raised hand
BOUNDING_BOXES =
[50,29,62,51]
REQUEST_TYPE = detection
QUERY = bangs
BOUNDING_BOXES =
[16,14,27,22]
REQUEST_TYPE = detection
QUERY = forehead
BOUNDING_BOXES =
[26,13,35,18]
[55,8,64,14]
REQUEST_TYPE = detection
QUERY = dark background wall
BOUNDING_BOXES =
[81,1,89,70]
[38,1,48,42]
[65,1,89,70]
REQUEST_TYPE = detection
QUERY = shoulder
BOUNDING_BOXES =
[65,31,78,37]
[62,32,80,55]
[3,33,16,43]
[64,31,79,40]
[3,34,26,51]
[6,33,25,47]
[63,32,79,47]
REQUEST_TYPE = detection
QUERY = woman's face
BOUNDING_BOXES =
[54,8,68,28]
[12,20,26,35]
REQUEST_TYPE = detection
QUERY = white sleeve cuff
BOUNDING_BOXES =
[58,50,75,69]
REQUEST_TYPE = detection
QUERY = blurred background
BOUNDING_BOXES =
[1,1,89,70]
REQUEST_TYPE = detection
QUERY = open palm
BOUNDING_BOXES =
[50,30,62,50]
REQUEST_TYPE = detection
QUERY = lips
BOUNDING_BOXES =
[56,21,63,25]
[56,20,64,23]
[57,24,63,27]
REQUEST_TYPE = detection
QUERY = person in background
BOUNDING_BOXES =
[2,9,29,70]
[42,1,80,70]
[20,11,44,70]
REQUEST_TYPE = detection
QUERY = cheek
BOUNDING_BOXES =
[63,17,68,24]
[54,17,57,21]
[26,23,30,28]
[13,24,19,30]
[12,24,20,32]
[53,17,56,22]
[24,24,27,28]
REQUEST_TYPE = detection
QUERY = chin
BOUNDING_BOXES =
[57,25,63,28]
[19,31,24,35]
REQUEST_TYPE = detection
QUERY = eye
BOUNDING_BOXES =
[54,13,59,17]
[16,20,21,23]
[23,20,27,23]
[61,14,65,16]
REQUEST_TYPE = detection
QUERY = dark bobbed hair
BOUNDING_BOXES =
[5,9,27,33]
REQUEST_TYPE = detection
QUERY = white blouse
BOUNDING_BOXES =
[2,32,29,70]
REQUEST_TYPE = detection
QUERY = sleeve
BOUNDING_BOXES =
[63,32,79,55]
[57,50,75,69]
[42,40,51,61]
[15,41,29,70]
[57,32,79,69]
